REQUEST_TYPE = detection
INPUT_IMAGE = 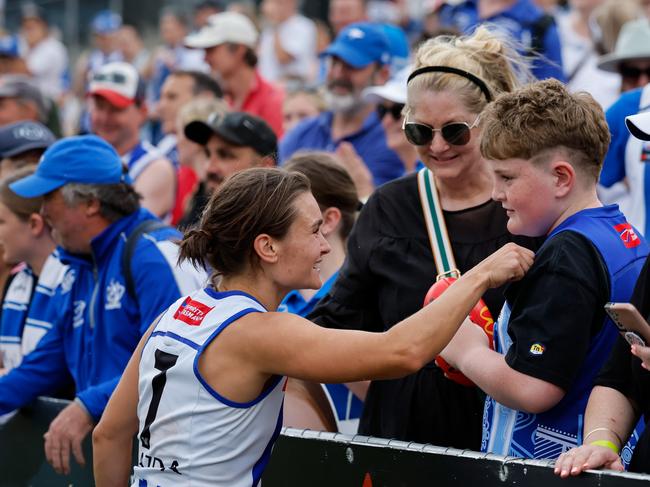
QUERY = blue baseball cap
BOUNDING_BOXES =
[320,22,391,68]
[10,135,131,198]
[91,10,122,34]
[0,35,20,58]
[0,121,55,158]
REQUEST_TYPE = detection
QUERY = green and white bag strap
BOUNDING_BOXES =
[417,167,460,280]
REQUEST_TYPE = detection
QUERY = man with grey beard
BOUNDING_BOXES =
[278,22,405,187]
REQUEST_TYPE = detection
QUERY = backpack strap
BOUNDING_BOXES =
[122,219,169,300]
[417,167,460,280]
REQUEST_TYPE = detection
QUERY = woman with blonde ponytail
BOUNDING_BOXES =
[309,26,541,450]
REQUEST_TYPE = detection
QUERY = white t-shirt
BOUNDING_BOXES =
[556,12,620,110]
[258,14,317,83]
[25,36,68,99]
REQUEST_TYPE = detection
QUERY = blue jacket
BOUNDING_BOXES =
[439,0,565,81]
[279,111,405,187]
[0,208,206,420]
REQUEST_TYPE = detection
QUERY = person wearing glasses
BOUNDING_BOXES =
[309,26,540,450]
[363,65,418,175]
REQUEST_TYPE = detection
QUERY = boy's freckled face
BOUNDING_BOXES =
[489,158,558,237]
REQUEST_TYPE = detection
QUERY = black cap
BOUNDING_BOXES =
[185,111,278,158]
[0,121,55,158]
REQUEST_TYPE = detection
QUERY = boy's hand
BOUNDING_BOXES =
[554,444,623,477]
[439,318,490,370]
[471,243,534,289]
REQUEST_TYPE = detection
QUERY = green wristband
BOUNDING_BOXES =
[590,439,620,454]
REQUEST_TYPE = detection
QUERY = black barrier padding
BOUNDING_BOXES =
[0,398,93,487]
[263,429,650,487]
[3,399,650,486]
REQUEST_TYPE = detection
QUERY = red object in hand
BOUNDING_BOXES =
[423,277,494,387]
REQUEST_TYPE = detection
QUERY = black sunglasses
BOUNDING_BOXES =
[402,115,481,147]
[376,103,405,121]
[620,65,650,80]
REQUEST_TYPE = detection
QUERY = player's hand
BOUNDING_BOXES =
[554,444,624,478]
[439,318,490,370]
[631,344,650,370]
[44,401,94,475]
[472,243,534,289]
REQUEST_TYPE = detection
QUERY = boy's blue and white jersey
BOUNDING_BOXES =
[133,288,284,487]
[0,253,67,371]
[483,205,648,460]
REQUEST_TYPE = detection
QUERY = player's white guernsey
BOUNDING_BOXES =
[132,288,285,487]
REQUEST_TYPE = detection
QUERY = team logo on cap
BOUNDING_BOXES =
[529,343,545,356]
[347,27,365,39]
[174,297,213,326]
[614,223,641,249]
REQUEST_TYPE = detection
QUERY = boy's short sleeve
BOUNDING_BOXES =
[503,232,610,391]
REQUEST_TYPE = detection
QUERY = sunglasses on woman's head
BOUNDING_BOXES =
[402,114,481,147]
[376,103,405,121]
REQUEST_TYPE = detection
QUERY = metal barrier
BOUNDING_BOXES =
[2,397,650,486]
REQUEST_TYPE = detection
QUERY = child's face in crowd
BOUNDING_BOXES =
[0,201,31,264]
[490,157,560,237]
[283,93,320,133]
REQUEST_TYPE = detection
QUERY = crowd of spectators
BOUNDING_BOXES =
[1,0,650,481]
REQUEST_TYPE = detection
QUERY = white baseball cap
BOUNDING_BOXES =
[626,111,650,141]
[88,62,143,108]
[363,64,411,105]
[184,11,258,49]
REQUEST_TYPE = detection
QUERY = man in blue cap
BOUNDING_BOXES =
[0,135,206,475]
[279,22,404,187]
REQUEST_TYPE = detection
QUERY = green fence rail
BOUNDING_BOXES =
[2,397,650,486]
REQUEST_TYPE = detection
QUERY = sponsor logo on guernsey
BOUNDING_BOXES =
[173,297,213,326]
[614,223,641,249]
[529,343,545,356]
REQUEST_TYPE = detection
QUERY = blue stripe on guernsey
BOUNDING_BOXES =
[252,403,284,487]
[138,479,147,487]
[192,307,283,409]
[203,287,268,310]
[149,330,200,351]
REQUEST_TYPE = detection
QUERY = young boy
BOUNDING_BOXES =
[440,79,650,460]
